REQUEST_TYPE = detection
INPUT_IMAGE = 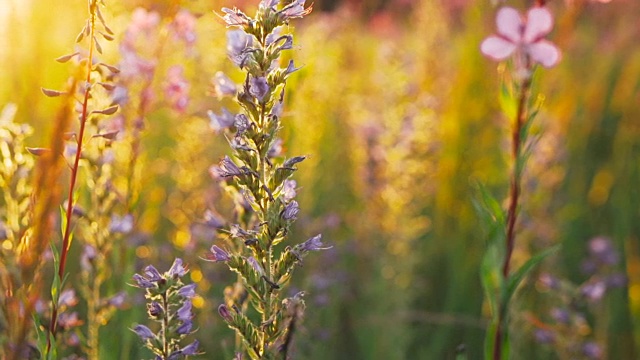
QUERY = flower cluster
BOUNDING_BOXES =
[205,0,329,357]
[132,258,200,359]
[534,237,626,359]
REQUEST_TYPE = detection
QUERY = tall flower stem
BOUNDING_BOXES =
[48,5,97,350]
[493,64,532,360]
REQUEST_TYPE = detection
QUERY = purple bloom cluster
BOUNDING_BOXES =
[131,258,200,359]
[534,236,625,359]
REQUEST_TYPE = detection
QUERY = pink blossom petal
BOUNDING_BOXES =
[524,7,554,43]
[496,7,523,43]
[527,40,561,68]
[481,36,517,60]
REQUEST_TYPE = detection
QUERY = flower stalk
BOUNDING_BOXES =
[206,0,328,358]
[479,5,561,360]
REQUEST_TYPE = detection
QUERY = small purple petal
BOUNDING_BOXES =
[249,76,270,101]
[177,300,193,321]
[168,258,187,277]
[218,304,233,321]
[181,340,200,355]
[132,324,155,340]
[132,274,155,288]
[177,320,193,334]
[178,283,197,298]
[282,200,300,221]
[206,245,231,262]
[144,265,162,281]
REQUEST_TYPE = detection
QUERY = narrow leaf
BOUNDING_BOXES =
[75,27,86,43]
[92,131,119,140]
[97,82,115,91]
[100,31,114,41]
[503,245,561,308]
[96,62,120,74]
[55,52,80,63]
[41,88,65,97]
[92,105,118,115]
[26,147,51,156]
[93,36,103,54]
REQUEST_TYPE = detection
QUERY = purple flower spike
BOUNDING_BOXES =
[481,6,560,68]
[249,76,270,101]
[178,283,197,298]
[300,234,331,252]
[168,258,187,277]
[181,340,200,355]
[206,245,231,262]
[132,324,155,340]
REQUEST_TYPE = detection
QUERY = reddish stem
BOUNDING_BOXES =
[47,8,97,352]
[493,69,532,360]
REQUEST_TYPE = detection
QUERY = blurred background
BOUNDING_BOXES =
[1,0,639,358]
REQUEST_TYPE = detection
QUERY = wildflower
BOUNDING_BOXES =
[218,304,233,321]
[109,214,134,234]
[181,340,200,355]
[58,290,79,308]
[147,301,163,318]
[221,7,251,27]
[299,234,331,252]
[164,66,190,113]
[171,10,197,47]
[168,258,188,278]
[208,108,236,132]
[282,180,297,201]
[282,200,300,221]
[227,30,254,66]
[212,71,237,98]
[581,281,607,302]
[131,259,198,358]
[249,76,270,101]
[132,324,155,341]
[247,256,266,276]
[279,0,313,21]
[214,156,244,178]
[205,245,231,262]
[534,329,555,344]
[178,284,197,298]
[144,265,163,282]
[582,342,603,359]
[481,6,560,68]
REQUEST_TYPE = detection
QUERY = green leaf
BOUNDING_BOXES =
[481,243,502,319]
[503,244,561,309]
[484,319,498,360]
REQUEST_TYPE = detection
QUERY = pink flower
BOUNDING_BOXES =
[481,6,561,68]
